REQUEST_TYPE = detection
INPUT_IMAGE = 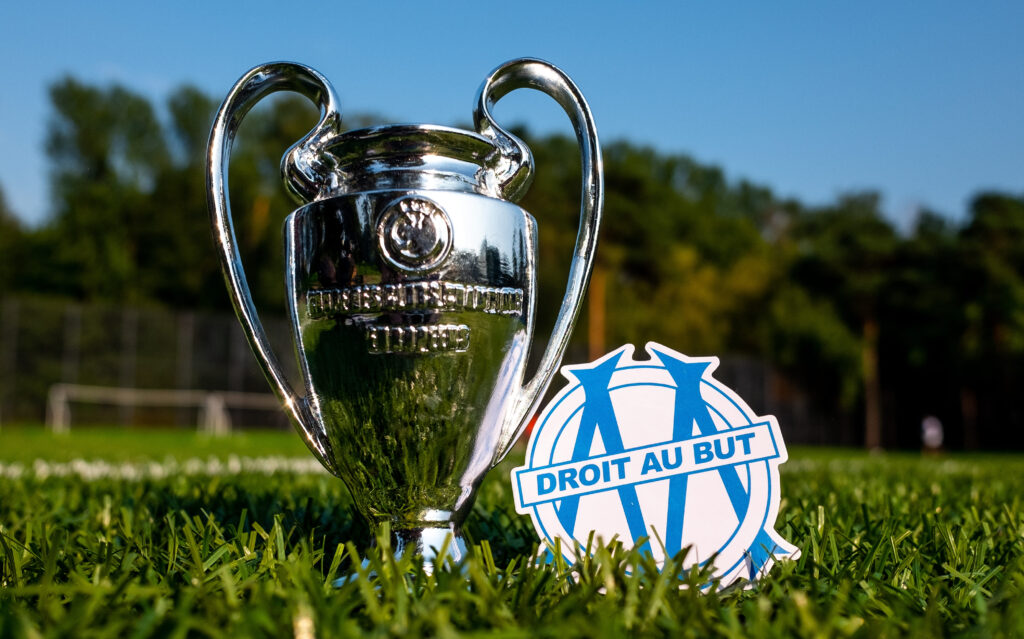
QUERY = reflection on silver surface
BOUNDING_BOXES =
[207,58,603,568]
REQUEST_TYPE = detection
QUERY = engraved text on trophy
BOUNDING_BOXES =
[307,281,524,354]
[307,282,524,318]
[366,324,471,354]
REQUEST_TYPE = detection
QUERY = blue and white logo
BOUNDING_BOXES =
[512,342,799,588]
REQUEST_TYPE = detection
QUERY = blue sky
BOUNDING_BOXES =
[2,2,1022,227]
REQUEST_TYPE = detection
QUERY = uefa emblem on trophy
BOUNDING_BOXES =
[206,58,602,566]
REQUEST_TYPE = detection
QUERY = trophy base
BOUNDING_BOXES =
[335,524,468,585]
[394,525,468,572]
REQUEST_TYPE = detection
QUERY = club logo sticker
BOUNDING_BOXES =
[512,342,799,589]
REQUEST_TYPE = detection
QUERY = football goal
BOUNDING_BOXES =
[45,383,280,435]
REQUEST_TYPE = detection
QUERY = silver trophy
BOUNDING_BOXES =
[206,58,602,566]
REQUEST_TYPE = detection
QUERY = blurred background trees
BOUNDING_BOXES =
[0,185,24,294]
[1,75,1022,450]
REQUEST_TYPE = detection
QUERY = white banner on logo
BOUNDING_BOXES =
[513,421,779,509]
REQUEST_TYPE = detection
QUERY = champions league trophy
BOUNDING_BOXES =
[207,59,602,567]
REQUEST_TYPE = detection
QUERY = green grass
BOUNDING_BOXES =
[1,428,1023,637]
[0,425,311,462]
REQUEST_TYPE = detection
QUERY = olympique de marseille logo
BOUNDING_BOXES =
[512,342,799,589]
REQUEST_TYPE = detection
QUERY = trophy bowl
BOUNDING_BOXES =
[206,58,602,567]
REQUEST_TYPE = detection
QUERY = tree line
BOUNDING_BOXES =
[1,76,1022,449]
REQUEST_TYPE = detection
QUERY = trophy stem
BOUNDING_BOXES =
[390,525,468,573]
[336,523,467,585]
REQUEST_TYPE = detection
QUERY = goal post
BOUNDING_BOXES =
[45,384,281,435]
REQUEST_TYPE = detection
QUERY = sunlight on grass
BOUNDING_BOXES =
[1,428,1023,636]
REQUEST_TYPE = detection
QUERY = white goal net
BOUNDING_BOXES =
[45,384,280,435]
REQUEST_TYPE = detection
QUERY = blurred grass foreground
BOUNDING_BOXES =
[0,428,1022,636]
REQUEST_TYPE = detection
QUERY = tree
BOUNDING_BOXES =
[956,193,1024,448]
[38,77,324,310]
[869,210,965,447]
[42,77,169,302]
[789,193,898,448]
[0,183,24,292]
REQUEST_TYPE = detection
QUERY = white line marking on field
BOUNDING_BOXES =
[0,456,330,481]
[0,456,983,482]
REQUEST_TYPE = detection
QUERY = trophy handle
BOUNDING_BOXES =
[474,58,604,463]
[207,62,342,472]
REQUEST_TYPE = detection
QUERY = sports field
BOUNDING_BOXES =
[1,427,1022,637]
